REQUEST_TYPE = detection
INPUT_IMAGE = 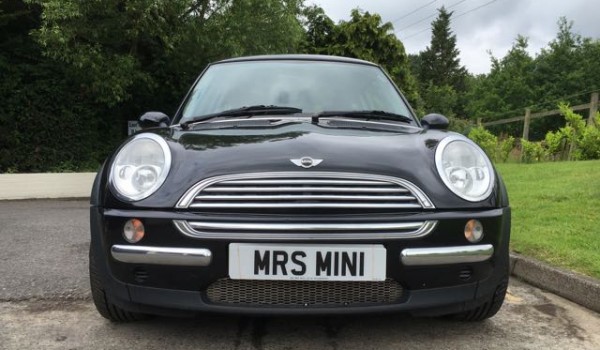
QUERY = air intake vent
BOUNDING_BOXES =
[205,278,404,307]
[459,268,473,281]
[133,268,149,283]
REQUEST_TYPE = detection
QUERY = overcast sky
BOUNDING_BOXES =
[311,0,599,74]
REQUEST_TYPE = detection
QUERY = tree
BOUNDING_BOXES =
[466,18,600,139]
[30,0,306,107]
[418,7,467,90]
[0,0,119,172]
[416,7,467,117]
[302,8,421,110]
[466,35,535,129]
[300,5,335,54]
[0,0,308,172]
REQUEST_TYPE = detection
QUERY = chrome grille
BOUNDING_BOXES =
[176,172,434,210]
[205,278,403,307]
[175,172,436,240]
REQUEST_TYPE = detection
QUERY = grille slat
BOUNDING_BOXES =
[173,219,437,240]
[220,179,391,185]
[206,278,403,307]
[196,194,416,201]
[189,221,424,231]
[189,202,422,209]
[201,186,408,193]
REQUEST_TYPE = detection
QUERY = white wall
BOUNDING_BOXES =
[0,173,96,200]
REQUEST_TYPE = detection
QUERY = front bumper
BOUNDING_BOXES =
[111,243,494,267]
[90,206,510,316]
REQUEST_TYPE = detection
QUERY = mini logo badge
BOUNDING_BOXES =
[290,157,323,168]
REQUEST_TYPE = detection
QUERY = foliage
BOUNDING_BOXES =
[466,35,535,134]
[520,139,546,163]
[301,8,421,110]
[300,5,335,54]
[421,83,457,117]
[497,136,515,163]
[468,127,497,160]
[417,7,467,93]
[447,116,471,135]
[1,0,307,172]
[30,0,305,107]
[542,103,598,161]
[467,127,514,163]
[0,0,120,172]
[544,129,567,159]
[579,114,600,160]
[470,104,599,163]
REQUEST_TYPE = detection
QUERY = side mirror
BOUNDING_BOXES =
[138,112,171,129]
[421,113,449,130]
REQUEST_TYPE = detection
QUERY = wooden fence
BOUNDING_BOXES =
[478,92,599,140]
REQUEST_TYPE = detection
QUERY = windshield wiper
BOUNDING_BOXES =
[180,105,303,129]
[312,110,413,124]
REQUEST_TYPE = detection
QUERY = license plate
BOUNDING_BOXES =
[228,244,386,281]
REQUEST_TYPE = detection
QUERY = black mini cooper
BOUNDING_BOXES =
[89,55,510,322]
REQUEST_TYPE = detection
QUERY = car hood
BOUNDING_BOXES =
[102,122,504,209]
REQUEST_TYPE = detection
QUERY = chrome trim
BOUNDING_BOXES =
[221,179,391,185]
[201,186,409,193]
[176,172,435,209]
[196,194,416,201]
[290,157,323,168]
[173,220,438,241]
[189,202,422,209]
[189,221,424,231]
[111,245,212,266]
[400,244,494,266]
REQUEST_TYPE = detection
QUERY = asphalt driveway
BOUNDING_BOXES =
[0,200,599,349]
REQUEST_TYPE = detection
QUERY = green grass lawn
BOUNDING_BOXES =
[496,160,600,279]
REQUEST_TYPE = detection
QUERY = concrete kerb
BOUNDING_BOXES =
[510,253,600,314]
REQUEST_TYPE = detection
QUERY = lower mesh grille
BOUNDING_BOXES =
[205,278,403,307]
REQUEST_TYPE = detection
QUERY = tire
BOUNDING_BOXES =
[89,248,148,322]
[451,275,509,322]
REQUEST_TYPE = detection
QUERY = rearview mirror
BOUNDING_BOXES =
[421,113,449,130]
[138,112,171,129]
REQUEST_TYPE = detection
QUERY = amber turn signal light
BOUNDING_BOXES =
[464,219,483,243]
[123,218,145,243]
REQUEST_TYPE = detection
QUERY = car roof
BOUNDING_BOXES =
[214,54,378,67]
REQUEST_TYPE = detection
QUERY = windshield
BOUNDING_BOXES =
[178,60,413,123]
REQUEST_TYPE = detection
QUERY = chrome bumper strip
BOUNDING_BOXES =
[188,221,425,231]
[111,245,212,266]
[173,220,438,241]
[400,244,494,266]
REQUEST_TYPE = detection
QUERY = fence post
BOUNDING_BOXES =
[522,108,531,141]
[477,118,482,127]
[589,92,598,125]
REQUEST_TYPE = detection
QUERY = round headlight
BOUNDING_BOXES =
[109,133,171,201]
[435,136,494,202]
